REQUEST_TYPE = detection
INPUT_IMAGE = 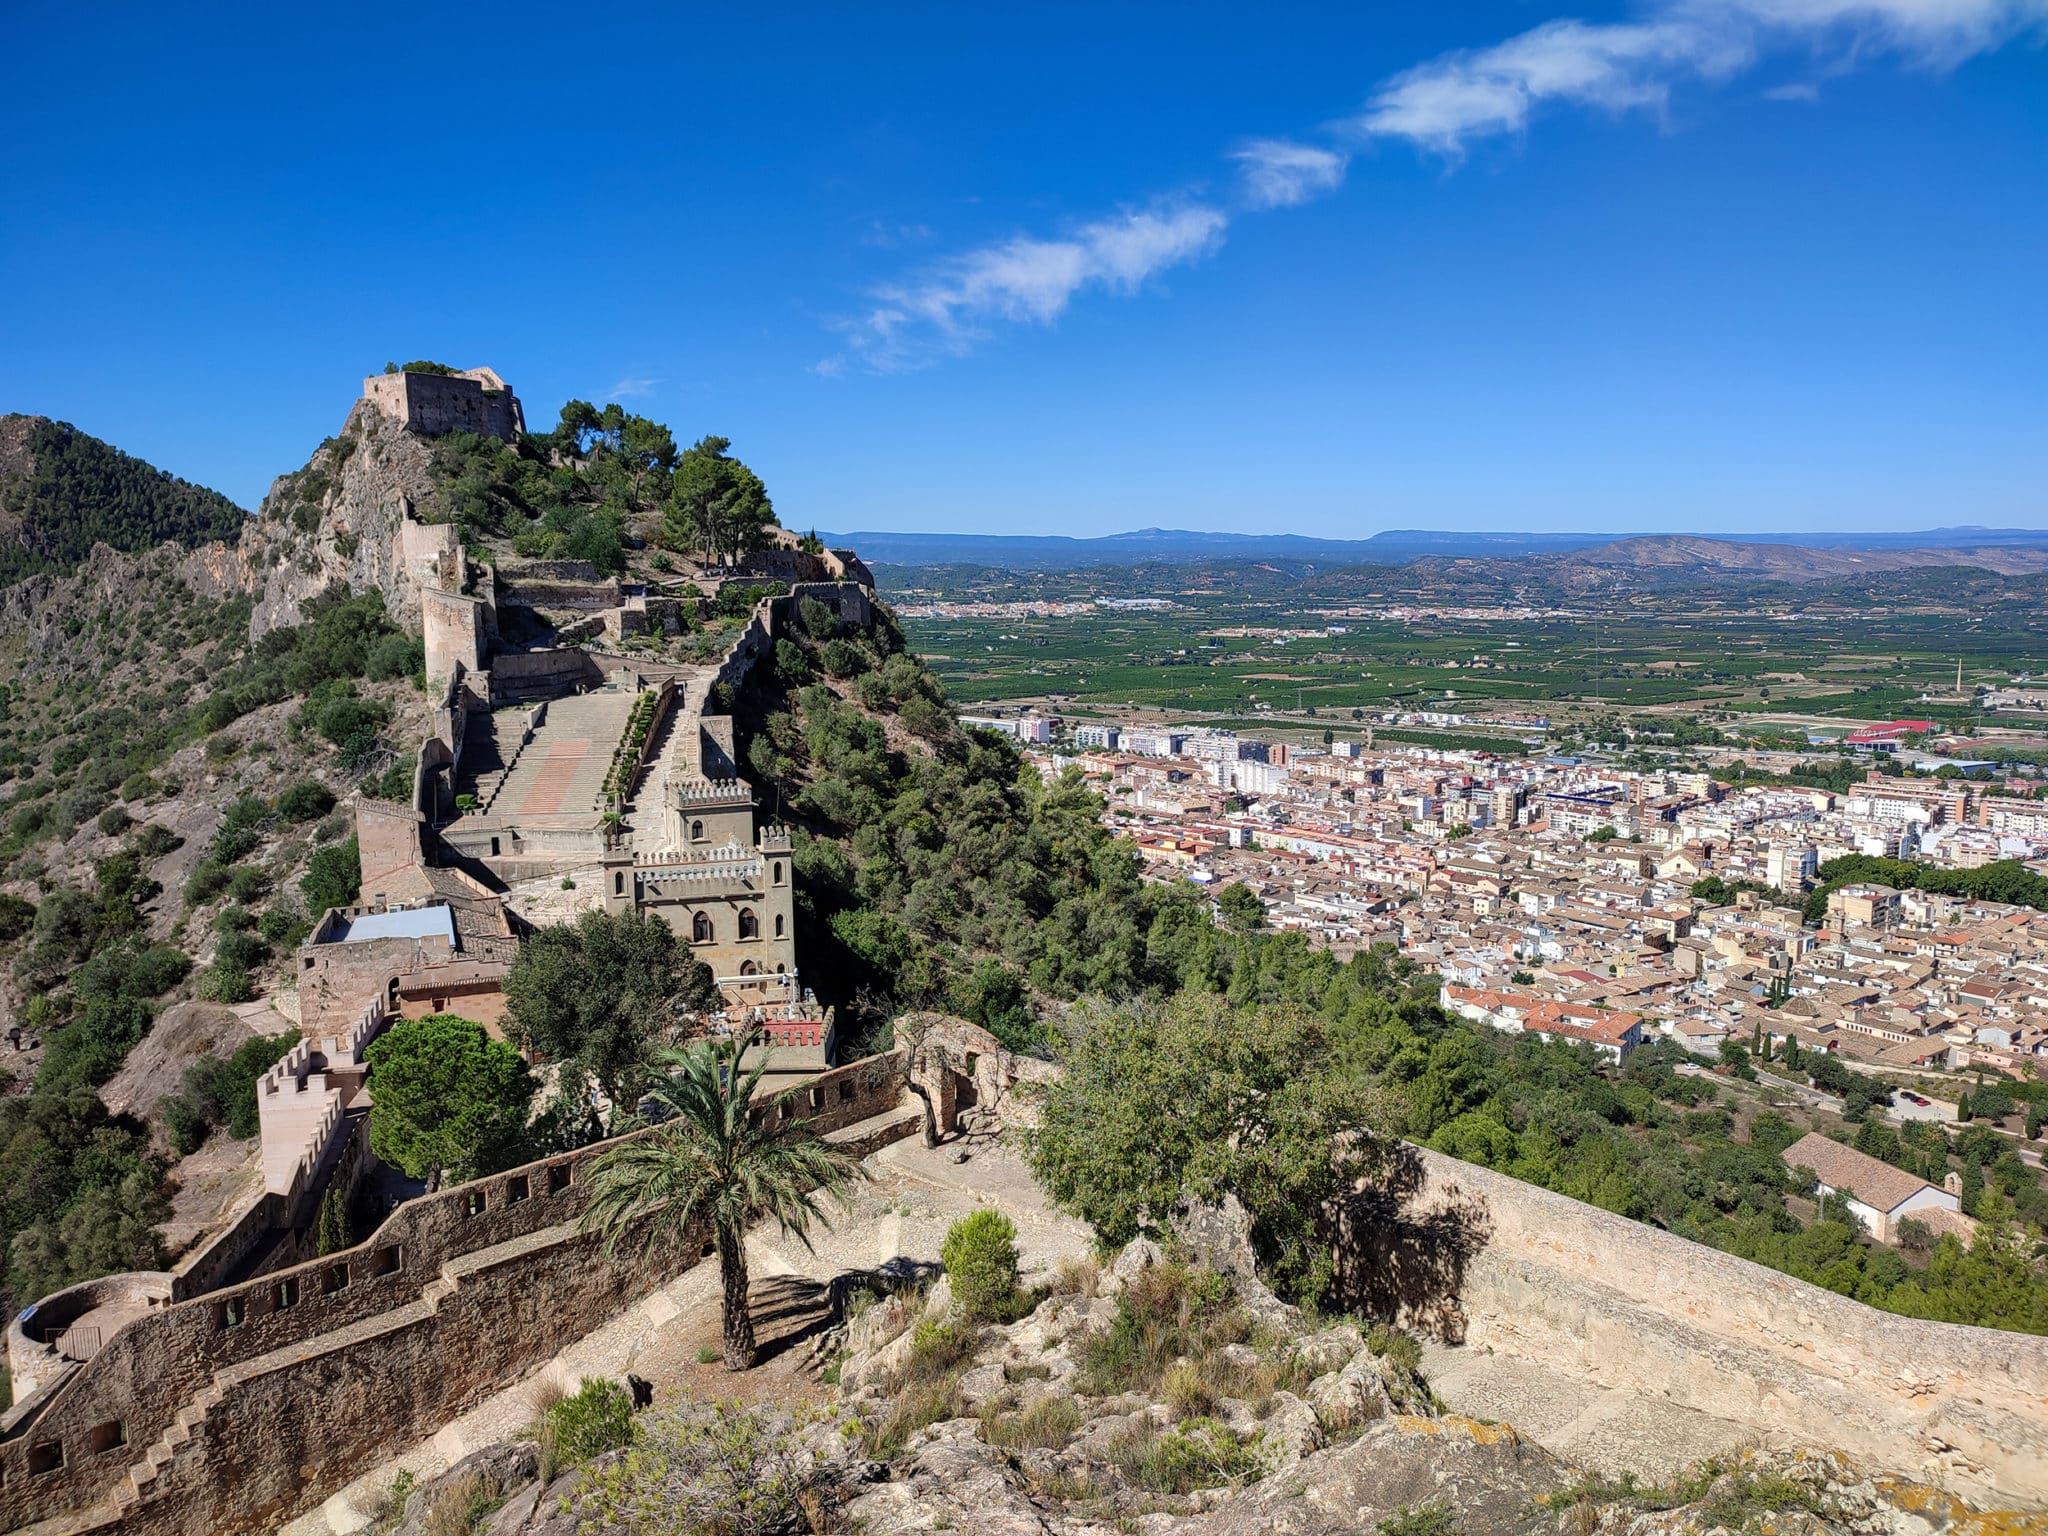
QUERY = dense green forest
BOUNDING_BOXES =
[730,596,1236,1048]
[0,416,246,582]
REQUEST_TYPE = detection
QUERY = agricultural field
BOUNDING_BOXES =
[892,578,2048,742]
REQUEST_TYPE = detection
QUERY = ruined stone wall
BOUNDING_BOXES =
[0,1053,911,1536]
[422,588,488,689]
[361,370,523,443]
[1385,1147,2048,1509]
[486,647,605,700]
[492,559,623,613]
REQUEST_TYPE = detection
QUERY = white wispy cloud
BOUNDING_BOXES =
[825,0,2043,371]
[1356,0,2046,155]
[837,202,1228,372]
[1230,138,1350,208]
[605,376,660,399]
[1358,18,1751,154]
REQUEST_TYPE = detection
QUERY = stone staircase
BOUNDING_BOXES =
[479,692,636,820]
[623,668,724,851]
[110,1381,223,1517]
[623,688,690,850]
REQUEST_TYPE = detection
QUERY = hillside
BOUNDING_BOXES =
[0,415,248,584]
[1551,533,2048,585]
[720,599,1209,1048]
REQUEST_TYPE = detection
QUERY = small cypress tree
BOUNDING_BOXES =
[315,1185,352,1256]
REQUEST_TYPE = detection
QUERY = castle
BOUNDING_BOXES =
[360,364,525,442]
[0,370,915,1535]
[5,371,2048,1533]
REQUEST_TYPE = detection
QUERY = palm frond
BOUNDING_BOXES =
[579,1023,866,1259]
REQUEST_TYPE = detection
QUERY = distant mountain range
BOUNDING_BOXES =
[821,525,2048,571]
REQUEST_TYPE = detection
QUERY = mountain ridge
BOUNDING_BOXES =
[820,524,2048,571]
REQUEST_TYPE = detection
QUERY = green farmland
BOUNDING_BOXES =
[900,596,2048,737]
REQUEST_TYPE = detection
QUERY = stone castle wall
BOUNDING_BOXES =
[1386,1147,2048,1509]
[361,369,523,443]
[0,1053,913,1536]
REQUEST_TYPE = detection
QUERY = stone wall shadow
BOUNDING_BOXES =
[1324,1142,1493,1343]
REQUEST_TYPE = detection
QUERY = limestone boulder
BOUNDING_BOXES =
[1102,1235,1165,1295]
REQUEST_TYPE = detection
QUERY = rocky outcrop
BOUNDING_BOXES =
[0,390,465,666]
[243,398,449,635]
[396,1236,2039,1536]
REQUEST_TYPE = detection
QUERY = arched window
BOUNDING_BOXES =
[738,909,758,940]
[773,914,785,938]
[613,871,624,897]
[739,960,759,976]
[691,819,705,842]
[771,861,785,886]
[691,911,713,944]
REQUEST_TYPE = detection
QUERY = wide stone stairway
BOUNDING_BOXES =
[478,691,638,819]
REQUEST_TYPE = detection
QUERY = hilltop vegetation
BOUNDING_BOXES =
[0,415,246,583]
[424,404,779,576]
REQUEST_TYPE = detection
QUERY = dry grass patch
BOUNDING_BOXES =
[981,1394,1085,1451]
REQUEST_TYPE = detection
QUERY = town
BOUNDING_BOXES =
[966,714,2048,1092]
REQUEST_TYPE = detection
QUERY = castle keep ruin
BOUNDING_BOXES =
[360,365,525,443]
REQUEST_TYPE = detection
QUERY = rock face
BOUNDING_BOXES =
[244,398,452,635]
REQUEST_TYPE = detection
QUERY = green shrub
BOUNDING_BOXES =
[259,904,309,948]
[1367,1325,1423,1374]
[941,1209,1021,1321]
[196,957,253,1003]
[1111,1417,1265,1493]
[861,1377,964,1458]
[183,861,232,904]
[96,804,133,837]
[131,823,182,860]
[981,1393,1082,1450]
[226,866,269,905]
[276,779,335,822]
[301,836,360,913]
[0,892,34,941]
[547,1378,636,1465]
[1074,1261,1241,1397]
[905,1317,975,1382]
[162,1094,211,1156]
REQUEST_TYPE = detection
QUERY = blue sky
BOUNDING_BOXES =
[2,2,2043,536]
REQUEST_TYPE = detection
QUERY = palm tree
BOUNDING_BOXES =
[579,1026,863,1369]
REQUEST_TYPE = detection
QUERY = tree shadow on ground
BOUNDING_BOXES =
[823,1256,943,1321]
[1325,1143,1493,1344]
[746,1275,832,1366]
